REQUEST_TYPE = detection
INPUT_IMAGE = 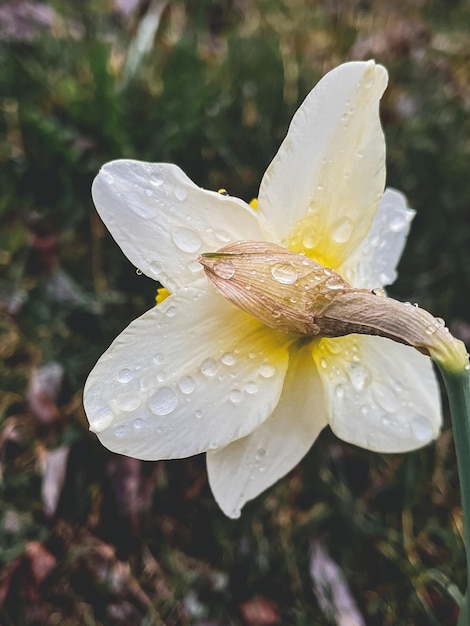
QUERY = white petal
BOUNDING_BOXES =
[84,281,291,460]
[313,335,441,453]
[207,342,327,518]
[339,188,415,288]
[92,160,264,292]
[258,61,387,270]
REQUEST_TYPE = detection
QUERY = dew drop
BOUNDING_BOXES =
[136,268,143,275]
[153,353,164,365]
[166,306,177,317]
[245,381,258,394]
[174,187,187,201]
[187,259,202,273]
[172,228,202,253]
[118,368,133,383]
[347,362,371,391]
[115,425,130,438]
[230,508,241,519]
[209,441,218,449]
[259,363,275,378]
[156,371,167,382]
[411,415,433,441]
[331,218,353,243]
[389,214,407,233]
[148,387,178,416]
[215,230,231,243]
[255,447,266,460]
[150,176,163,187]
[371,288,385,297]
[133,418,145,429]
[149,261,163,277]
[228,389,243,403]
[335,384,345,399]
[178,375,195,395]
[194,410,203,419]
[320,358,328,369]
[116,394,141,412]
[221,352,236,366]
[201,358,217,377]
[88,400,113,432]
[270,262,299,284]
[213,259,235,279]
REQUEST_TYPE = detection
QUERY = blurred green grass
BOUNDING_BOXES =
[1,0,470,624]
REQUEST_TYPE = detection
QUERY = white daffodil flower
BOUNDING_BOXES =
[84,61,442,518]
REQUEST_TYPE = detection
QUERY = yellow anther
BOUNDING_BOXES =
[156,287,171,305]
[218,188,229,196]
[249,198,258,210]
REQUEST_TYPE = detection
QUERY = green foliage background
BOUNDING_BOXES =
[1,0,470,624]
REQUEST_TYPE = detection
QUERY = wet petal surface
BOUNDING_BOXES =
[313,335,441,453]
[258,61,387,270]
[84,282,291,459]
[92,160,264,292]
[207,342,327,518]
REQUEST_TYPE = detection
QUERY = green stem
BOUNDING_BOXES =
[438,365,470,625]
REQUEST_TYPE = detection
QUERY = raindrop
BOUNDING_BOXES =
[245,381,258,394]
[172,228,202,253]
[118,368,133,383]
[371,288,385,297]
[136,268,143,275]
[320,358,328,369]
[335,384,345,399]
[178,375,195,395]
[270,262,299,284]
[201,358,217,377]
[255,447,266,460]
[389,214,407,233]
[228,389,243,403]
[194,410,203,419]
[215,230,231,243]
[174,187,187,201]
[145,189,154,197]
[88,399,113,432]
[411,415,433,441]
[347,362,371,391]
[425,325,437,335]
[213,259,235,279]
[209,441,218,449]
[153,353,165,365]
[435,317,445,326]
[148,387,178,416]
[156,371,167,382]
[133,418,145,429]
[231,508,241,519]
[187,259,202,273]
[115,425,130,438]
[221,352,236,366]
[259,363,275,378]
[150,176,163,187]
[149,261,163,276]
[166,306,177,317]
[117,395,141,412]
[331,218,353,243]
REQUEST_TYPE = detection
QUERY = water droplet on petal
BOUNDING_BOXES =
[347,362,371,391]
[136,268,143,275]
[255,447,266,460]
[411,415,433,441]
[335,384,345,399]
[194,410,203,419]
[215,230,231,243]
[88,399,114,432]
[187,259,202,273]
[145,189,154,197]
[133,418,145,429]
[149,261,163,277]
[331,218,353,243]
[166,306,176,317]
[221,352,236,366]
[116,394,141,412]
[228,389,243,403]
[271,262,299,284]
[201,358,217,377]
[150,176,163,187]
[178,375,195,395]
[230,508,241,519]
[118,368,133,383]
[149,387,178,416]
[115,425,130,438]
[371,288,385,297]
[259,363,275,378]
[245,381,258,394]
[174,187,187,201]
[389,214,407,232]
[213,259,235,279]
[153,353,165,365]
[209,441,218,449]
[172,228,201,253]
